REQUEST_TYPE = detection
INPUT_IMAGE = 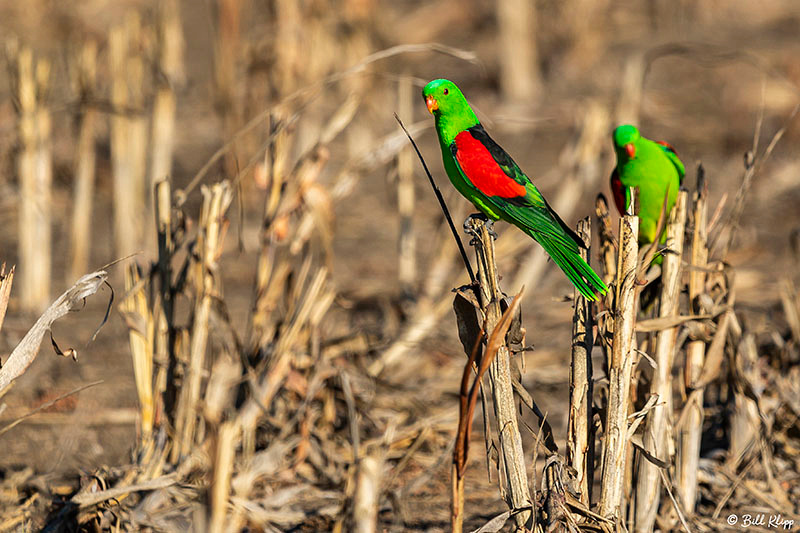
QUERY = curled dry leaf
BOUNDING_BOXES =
[50,331,78,362]
[0,270,108,394]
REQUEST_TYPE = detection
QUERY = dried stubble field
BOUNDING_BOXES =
[0,0,799,531]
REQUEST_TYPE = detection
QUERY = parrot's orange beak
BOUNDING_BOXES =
[426,96,438,114]
[625,143,635,158]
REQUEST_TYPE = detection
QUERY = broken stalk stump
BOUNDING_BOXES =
[466,217,532,531]
[595,194,618,285]
[598,214,638,520]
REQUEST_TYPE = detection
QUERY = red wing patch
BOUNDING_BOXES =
[654,140,678,155]
[610,168,626,215]
[453,131,527,199]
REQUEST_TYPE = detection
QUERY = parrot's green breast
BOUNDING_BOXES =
[618,139,681,244]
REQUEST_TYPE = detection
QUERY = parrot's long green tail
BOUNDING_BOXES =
[534,233,608,301]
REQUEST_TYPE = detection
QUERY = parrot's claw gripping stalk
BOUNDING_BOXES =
[485,218,498,240]
[463,213,497,244]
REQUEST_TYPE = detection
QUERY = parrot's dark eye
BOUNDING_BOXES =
[443,88,449,95]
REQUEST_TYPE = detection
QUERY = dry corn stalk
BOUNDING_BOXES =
[470,219,532,531]
[729,334,761,465]
[127,12,149,245]
[14,45,52,312]
[452,287,524,533]
[121,264,155,440]
[208,421,239,533]
[173,182,233,460]
[633,191,688,532]
[496,0,540,104]
[153,178,175,419]
[354,452,383,533]
[147,23,181,257]
[676,168,708,514]
[614,53,646,125]
[109,16,147,257]
[238,112,339,453]
[214,0,242,178]
[153,0,183,168]
[149,0,183,224]
[69,41,98,282]
[396,75,416,294]
[598,215,638,519]
[240,266,334,439]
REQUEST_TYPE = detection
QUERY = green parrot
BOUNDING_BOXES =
[422,79,607,301]
[610,125,685,246]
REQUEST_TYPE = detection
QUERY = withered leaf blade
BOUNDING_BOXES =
[499,295,524,346]
[0,270,106,393]
[89,279,114,342]
[50,331,78,362]
[630,434,670,469]
[468,511,511,533]
[635,314,712,332]
[453,291,482,359]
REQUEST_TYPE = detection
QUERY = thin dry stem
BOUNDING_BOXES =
[567,217,594,504]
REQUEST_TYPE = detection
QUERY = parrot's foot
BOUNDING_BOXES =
[462,213,498,243]
[485,218,498,240]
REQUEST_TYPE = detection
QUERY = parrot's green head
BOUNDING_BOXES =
[423,79,479,145]
[613,124,640,159]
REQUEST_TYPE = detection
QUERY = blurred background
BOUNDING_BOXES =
[0,0,799,530]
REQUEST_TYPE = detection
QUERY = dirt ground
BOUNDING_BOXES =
[0,0,799,531]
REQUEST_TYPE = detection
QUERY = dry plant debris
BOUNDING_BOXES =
[0,3,799,533]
